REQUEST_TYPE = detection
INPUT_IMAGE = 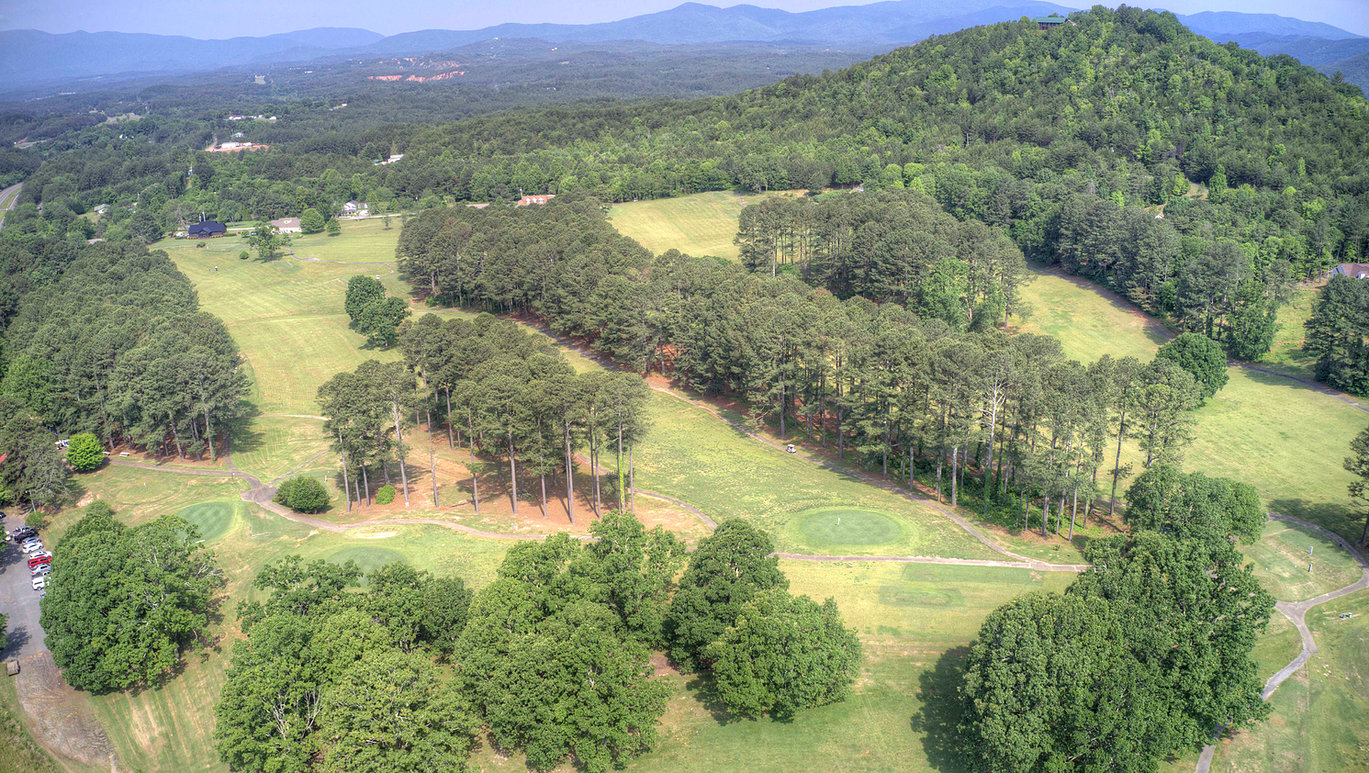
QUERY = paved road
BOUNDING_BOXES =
[0,183,21,231]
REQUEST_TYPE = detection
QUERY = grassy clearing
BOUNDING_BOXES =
[608,190,805,259]
[1214,587,1369,772]
[1262,283,1321,381]
[0,676,57,773]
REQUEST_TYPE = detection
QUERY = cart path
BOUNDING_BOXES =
[1193,513,1369,773]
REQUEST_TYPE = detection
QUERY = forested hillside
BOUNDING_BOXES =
[12,6,1368,361]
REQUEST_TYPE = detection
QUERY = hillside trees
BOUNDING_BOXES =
[2,242,247,461]
[399,198,1206,537]
[1156,332,1229,399]
[41,505,222,692]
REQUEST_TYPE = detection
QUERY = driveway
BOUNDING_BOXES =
[1,528,119,770]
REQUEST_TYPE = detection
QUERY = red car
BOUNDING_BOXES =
[27,554,51,569]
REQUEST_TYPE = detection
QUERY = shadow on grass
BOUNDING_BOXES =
[1270,497,1361,549]
[912,645,975,772]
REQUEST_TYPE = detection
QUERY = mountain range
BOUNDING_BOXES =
[1,1,1365,94]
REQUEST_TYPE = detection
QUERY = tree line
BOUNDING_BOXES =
[1305,273,1369,396]
[317,312,651,519]
[213,514,859,773]
[399,195,1225,535]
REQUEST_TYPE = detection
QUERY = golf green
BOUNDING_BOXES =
[797,509,902,547]
[327,546,406,579]
[177,501,235,541]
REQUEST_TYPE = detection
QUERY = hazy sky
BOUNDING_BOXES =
[1,0,1365,38]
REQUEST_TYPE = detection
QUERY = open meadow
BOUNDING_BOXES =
[608,190,805,259]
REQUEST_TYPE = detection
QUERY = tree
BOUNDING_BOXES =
[65,432,104,471]
[247,221,290,260]
[1345,424,1369,545]
[274,476,330,514]
[706,589,860,719]
[317,649,477,773]
[42,511,221,692]
[1156,332,1228,400]
[355,297,410,349]
[325,218,342,237]
[666,519,789,670]
[344,275,387,324]
[1130,358,1201,467]
[1124,463,1264,543]
[580,511,685,647]
[300,208,325,234]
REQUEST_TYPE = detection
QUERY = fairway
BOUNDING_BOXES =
[608,190,804,259]
[1242,520,1365,602]
[1015,270,1369,547]
[797,508,902,547]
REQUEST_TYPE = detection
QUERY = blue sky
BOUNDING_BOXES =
[1,0,1365,38]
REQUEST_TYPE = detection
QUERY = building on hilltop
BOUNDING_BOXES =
[516,194,555,206]
[1035,16,1069,29]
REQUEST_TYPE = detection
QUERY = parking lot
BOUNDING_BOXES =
[1,523,48,663]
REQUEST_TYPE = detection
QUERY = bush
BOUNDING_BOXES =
[375,484,396,505]
[238,250,249,260]
[65,432,104,472]
[273,476,329,514]
[25,510,47,530]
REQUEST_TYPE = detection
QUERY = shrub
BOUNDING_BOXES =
[375,484,396,505]
[273,476,329,514]
[66,432,104,472]
[26,510,47,530]
[238,250,249,260]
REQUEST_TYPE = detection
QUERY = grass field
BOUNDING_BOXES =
[1213,587,1369,771]
[1261,283,1321,381]
[608,190,805,259]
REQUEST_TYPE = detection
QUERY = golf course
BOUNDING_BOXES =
[14,199,1366,773]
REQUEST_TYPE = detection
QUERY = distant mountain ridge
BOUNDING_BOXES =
[1,1,1364,95]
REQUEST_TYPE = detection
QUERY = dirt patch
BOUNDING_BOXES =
[12,652,118,769]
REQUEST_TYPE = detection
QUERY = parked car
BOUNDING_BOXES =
[9,526,36,541]
[30,563,50,577]
[21,541,44,554]
[31,575,47,590]
[27,555,51,569]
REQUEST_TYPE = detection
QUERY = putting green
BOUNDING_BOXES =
[327,546,406,580]
[797,508,901,547]
[177,501,235,541]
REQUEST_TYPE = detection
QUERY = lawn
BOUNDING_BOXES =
[1261,282,1321,381]
[1242,519,1365,602]
[608,190,805,260]
[1213,587,1369,772]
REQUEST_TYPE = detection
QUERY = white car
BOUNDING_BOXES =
[30,563,51,577]
[31,575,47,590]
[21,541,44,554]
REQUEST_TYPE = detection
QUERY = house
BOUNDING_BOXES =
[271,217,301,234]
[92,204,109,215]
[516,194,555,206]
[342,201,369,216]
[1334,263,1369,279]
[231,131,245,138]
[374,153,404,166]
[1035,16,1068,29]
[187,221,227,238]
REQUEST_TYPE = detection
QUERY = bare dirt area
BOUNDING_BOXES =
[12,653,118,770]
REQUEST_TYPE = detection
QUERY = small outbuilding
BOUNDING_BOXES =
[188,220,227,238]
